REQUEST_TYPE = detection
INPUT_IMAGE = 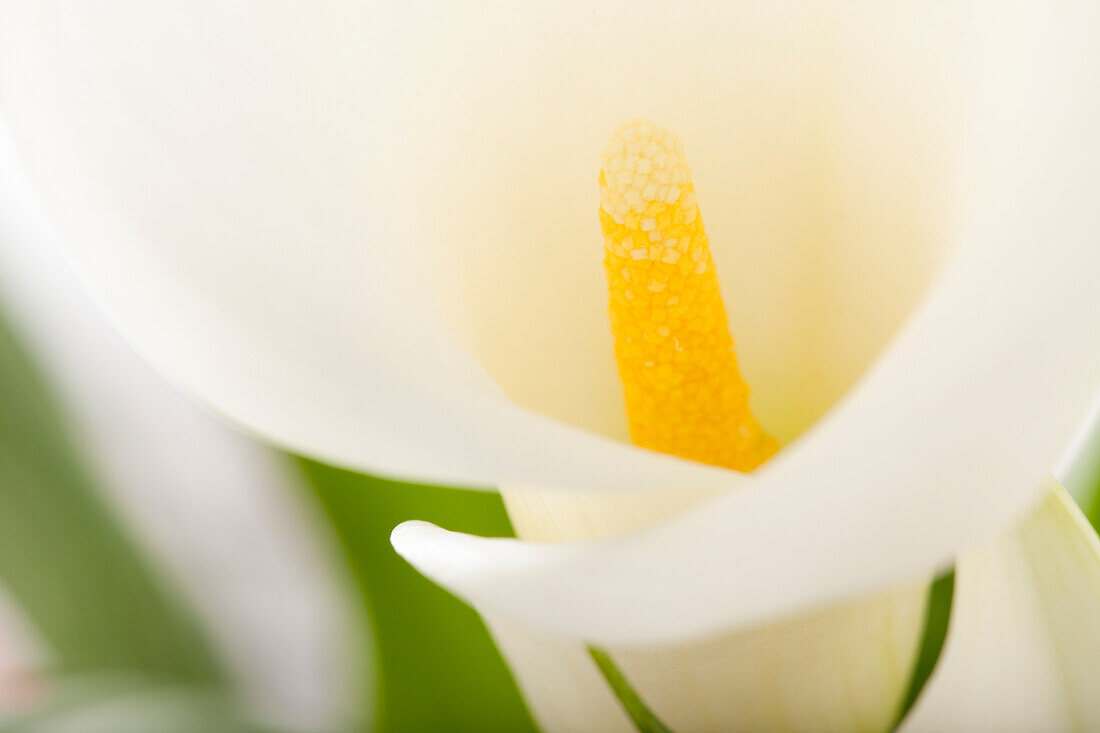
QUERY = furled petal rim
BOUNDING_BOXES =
[0,1,1009,496]
[391,102,1100,642]
[0,111,740,494]
[2,3,1098,643]
[390,6,1100,643]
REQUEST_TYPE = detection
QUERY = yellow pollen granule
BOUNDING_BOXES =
[600,119,775,470]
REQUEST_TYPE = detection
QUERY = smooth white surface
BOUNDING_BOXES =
[0,1,968,490]
[392,3,1100,643]
[492,580,926,733]
[2,2,1099,644]
[0,117,363,732]
[900,484,1100,733]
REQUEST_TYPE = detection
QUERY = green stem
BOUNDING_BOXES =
[1086,472,1100,532]
[588,646,675,733]
[893,571,956,729]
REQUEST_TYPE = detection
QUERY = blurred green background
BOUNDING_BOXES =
[0,305,535,731]
[299,461,535,733]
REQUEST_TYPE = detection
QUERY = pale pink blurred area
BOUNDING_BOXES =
[0,587,48,717]
[0,113,367,731]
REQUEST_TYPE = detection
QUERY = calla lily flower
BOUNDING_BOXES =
[3,2,1100,731]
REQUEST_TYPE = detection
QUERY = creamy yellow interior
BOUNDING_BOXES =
[431,7,968,455]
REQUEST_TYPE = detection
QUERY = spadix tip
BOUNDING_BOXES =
[600,118,693,220]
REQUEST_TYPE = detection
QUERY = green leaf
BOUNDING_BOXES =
[1086,470,1100,534]
[0,311,224,683]
[893,571,955,730]
[588,646,673,733]
[296,460,538,733]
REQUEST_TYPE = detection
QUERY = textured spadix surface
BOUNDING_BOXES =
[394,2,1100,643]
[2,2,1100,645]
[498,119,927,733]
[598,118,776,471]
[0,1,967,488]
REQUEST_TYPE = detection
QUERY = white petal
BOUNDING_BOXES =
[0,102,734,498]
[0,2,987,486]
[485,619,636,733]
[900,484,1100,732]
[490,581,926,733]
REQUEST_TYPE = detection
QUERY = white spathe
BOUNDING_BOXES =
[1,0,1099,659]
[0,1,1015,486]
[900,483,1100,733]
